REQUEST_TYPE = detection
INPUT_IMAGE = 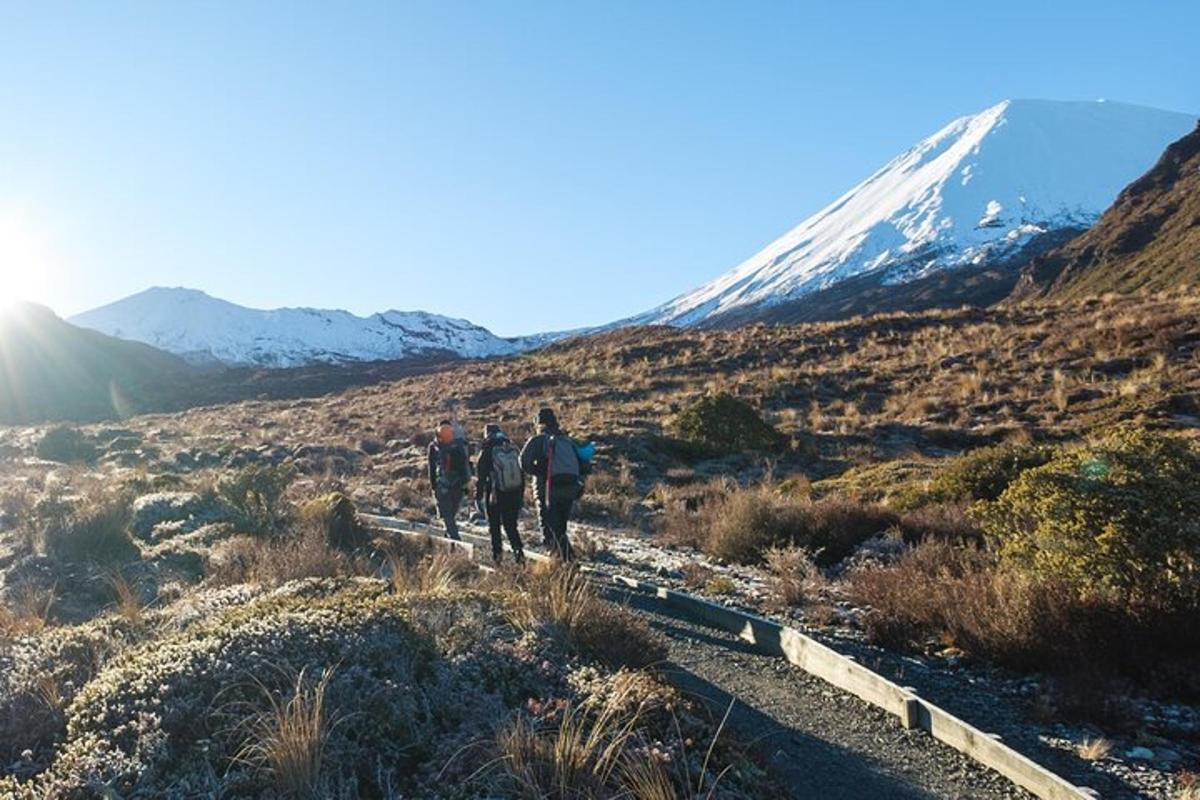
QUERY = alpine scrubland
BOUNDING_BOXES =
[2,289,1200,796]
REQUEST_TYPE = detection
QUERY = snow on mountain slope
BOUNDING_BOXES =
[70,288,521,368]
[635,99,1197,326]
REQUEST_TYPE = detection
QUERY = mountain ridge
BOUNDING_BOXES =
[71,287,527,368]
[631,98,1196,327]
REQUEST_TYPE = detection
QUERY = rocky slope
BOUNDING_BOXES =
[632,99,1195,327]
[1013,121,1200,299]
[71,287,524,368]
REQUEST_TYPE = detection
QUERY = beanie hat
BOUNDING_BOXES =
[537,407,558,428]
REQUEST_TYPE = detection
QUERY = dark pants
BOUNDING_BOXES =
[487,490,524,562]
[533,481,554,547]
[435,489,462,540]
[542,498,575,561]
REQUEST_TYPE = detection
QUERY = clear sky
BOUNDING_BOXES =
[1,1,1197,335]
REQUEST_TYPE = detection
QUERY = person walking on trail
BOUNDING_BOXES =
[428,419,470,541]
[520,407,585,561]
[475,423,526,565]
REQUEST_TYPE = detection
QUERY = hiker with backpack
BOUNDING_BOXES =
[475,423,526,564]
[520,407,588,561]
[427,419,470,541]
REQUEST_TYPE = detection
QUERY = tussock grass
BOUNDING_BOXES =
[0,582,56,640]
[493,681,734,800]
[106,571,145,623]
[503,564,666,670]
[232,666,343,799]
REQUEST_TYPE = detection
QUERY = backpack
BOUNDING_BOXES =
[547,435,581,478]
[491,441,524,493]
[546,435,583,503]
[435,440,469,491]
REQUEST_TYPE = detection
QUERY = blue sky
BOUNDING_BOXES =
[1,1,1197,335]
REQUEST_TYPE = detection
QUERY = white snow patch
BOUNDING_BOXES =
[629,99,1196,326]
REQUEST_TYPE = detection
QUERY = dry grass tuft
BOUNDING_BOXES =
[389,548,478,596]
[764,546,824,608]
[497,702,633,798]
[504,565,666,670]
[1076,737,1113,761]
[0,582,56,639]
[233,666,342,799]
[107,571,145,622]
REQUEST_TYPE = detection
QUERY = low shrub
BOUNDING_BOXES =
[669,393,783,456]
[897,502,982,545]
[130,491,211,540]
[930,441,1051,503]
[705,485,806,563]
[799,499,898,565]
[297,493,369,552]
[217,465,296,536]
[850,541,1200,698]
[659,482,897,565]
[576,459,639,524]
[975,427,1200,604]
[764,546,824,607]
[35,426,97,464]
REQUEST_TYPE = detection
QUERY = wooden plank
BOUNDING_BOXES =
[918,702,1088,800]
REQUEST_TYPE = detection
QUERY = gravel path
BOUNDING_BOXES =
[614,589,1033,800]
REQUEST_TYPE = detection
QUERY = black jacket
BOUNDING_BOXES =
[520,425,589,500]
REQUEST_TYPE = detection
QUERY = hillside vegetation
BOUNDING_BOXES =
[1015,122,1200,300]
[2,290,1200,796]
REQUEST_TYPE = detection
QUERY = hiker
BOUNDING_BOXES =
[475,423,526,564]
[520,407,585,561]
[427,419,470,541]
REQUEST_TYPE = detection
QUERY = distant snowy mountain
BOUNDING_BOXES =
[71,288,523,368]
[633,99,1196,326]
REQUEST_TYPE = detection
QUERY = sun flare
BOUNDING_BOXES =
[0,214,51,309]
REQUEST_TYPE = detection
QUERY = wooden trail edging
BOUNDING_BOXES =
[360,514,1094,800]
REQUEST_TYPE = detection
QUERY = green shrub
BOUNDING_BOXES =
[217,465,296,536]
[930,442,1051,503]
[298,493,369,552]
[975,428,1200,603]
[35,426,97,464]
[669,393,782,457]
[812,460,937,509]
[40,494,138,564]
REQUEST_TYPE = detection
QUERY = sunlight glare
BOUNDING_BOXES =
[0,214,51,311]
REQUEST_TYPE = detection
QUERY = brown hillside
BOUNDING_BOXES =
[1014,120,1200,299]
[21,290,1194,514]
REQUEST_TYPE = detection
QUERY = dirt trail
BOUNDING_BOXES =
[616,590,1030,800]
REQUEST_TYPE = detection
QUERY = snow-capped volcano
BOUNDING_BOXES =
[635,99,1196,326]
[70,288,522,368]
